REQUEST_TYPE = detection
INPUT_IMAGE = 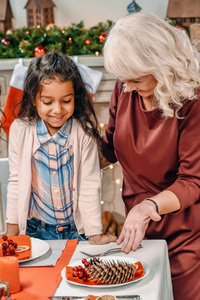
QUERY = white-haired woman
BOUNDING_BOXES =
[100,12,200,300]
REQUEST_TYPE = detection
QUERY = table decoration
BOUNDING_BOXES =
[13,239,78,300]
[0,235,31,261]
[0,257,20,293]
[63,256,148,288]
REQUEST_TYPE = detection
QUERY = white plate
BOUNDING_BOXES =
[19,237,50,263]
[61,256,150,288]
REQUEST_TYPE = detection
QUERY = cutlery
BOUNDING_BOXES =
[80,245,143,257]
[48,296,141,300]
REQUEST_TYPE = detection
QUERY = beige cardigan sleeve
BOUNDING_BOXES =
[6,120,20,224]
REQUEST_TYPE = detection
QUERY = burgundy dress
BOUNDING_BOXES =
[102,80,200,300]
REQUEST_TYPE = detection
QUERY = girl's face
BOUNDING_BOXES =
[35,78,75,136]
[122,75,157,99]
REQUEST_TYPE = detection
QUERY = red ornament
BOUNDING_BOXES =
[175,25,186,33]
[1,37,10,45]
[34,45,45,57]
[85,39,91,45]
[99,32,108,43]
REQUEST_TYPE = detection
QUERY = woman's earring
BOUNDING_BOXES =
[123,83,127,93]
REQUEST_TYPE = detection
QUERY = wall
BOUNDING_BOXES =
[9,0,169,29]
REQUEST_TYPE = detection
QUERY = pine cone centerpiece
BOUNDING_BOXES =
[87,257,138,284]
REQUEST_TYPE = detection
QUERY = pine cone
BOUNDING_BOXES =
[88,257,138,284]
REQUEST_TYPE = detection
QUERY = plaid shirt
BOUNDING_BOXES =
[29,118,74,224]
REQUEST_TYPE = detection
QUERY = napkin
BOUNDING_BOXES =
[0,235,31,261]
[19,240,65,267]
[66,261,144,285]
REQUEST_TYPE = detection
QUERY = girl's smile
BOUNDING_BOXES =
[35,78,75,136]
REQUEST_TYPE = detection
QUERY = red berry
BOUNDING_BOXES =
[84,261,89,267]
[2,243,7,249]
[78,270,84,276]
[82,258,87,264]
[74,266,78,271]
[73,271,77,277]
[8,239,13,245]
[77,265,83,271]
[9,245,15,252]
[13,242,18,249]
[83,276,87,281]
[2,235,8,241]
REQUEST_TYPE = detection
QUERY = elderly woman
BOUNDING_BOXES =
[100,12,200,300]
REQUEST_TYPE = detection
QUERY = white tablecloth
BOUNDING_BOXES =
[54,239,174,300]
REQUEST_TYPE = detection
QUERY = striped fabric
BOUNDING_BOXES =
[29,118,74,224]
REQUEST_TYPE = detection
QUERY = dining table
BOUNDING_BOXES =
[12,238,174,300]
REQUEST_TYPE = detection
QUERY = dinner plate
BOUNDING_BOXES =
[61,256,150,288]
[19,237,50,263]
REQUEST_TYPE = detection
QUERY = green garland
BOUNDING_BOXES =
[0,20,113,59]
[0,18,186,59]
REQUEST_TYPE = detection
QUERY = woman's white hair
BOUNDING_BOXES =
[103,12,200,118]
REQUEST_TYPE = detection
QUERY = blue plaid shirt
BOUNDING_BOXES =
[29,118,74,224]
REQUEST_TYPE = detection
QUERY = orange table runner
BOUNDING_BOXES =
[66,261,144,285]
[12,239,78,300]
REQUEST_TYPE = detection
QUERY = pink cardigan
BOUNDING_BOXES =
[6,118,102,236]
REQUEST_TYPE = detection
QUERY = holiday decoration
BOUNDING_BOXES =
[6,29,13,35]
[127,0,141,14]
[0,0,13,32]
[46,23,56,31]
[24,0,56,28]
[99,32,108,43]
[87,257,138,284]
[190,24,200,51]
[85,39,91,45]
[0,20,113,58]
[34,45,45,57]
[175,25,187,33]
[1,37,10,45]
[19,40,31,54]
[166,0,200,27]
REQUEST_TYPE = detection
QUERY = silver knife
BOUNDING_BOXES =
[48,296,141,300]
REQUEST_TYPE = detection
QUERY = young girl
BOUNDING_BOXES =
[5,51,116,244]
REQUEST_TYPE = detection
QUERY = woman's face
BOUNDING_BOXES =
[122,75,157,99]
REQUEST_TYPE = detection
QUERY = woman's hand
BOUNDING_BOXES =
[88,234,117,245]
[117,201,161,253]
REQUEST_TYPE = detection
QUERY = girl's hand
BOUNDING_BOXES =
[88,234,117,245]
[117,201,161,253]
[5,223,19,236]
